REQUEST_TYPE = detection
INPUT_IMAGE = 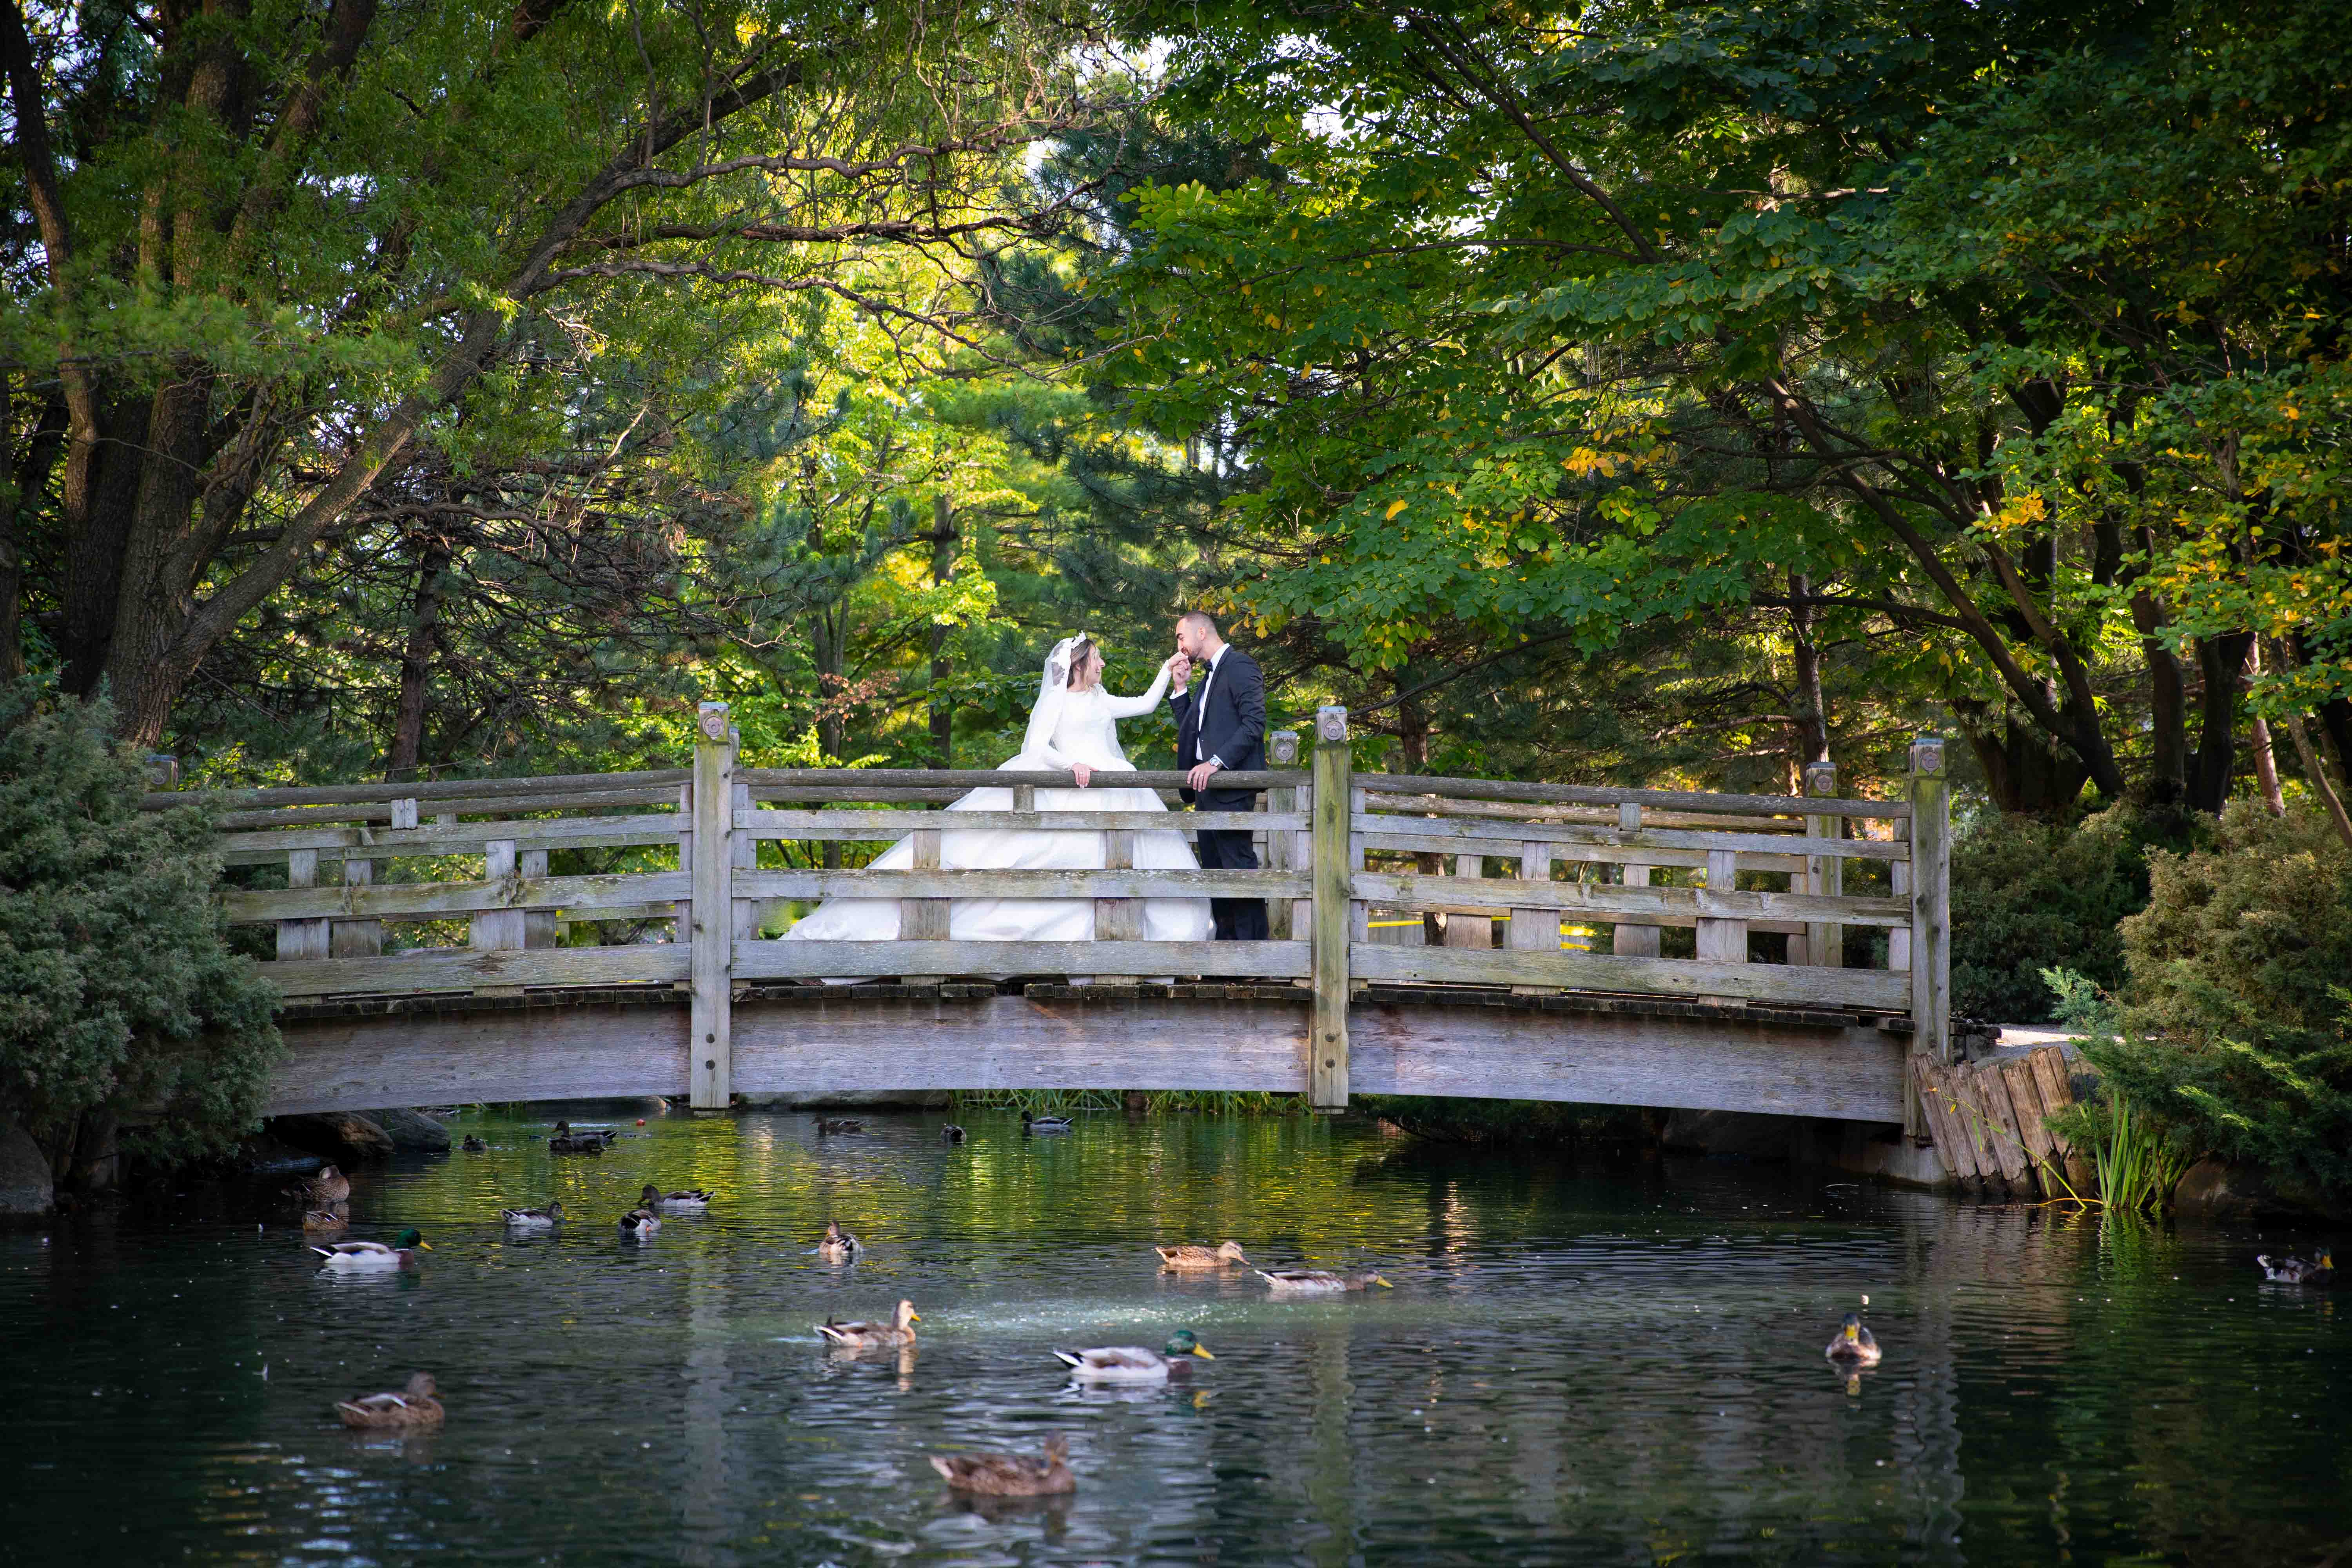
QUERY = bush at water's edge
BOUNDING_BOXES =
[0,680,281,1184]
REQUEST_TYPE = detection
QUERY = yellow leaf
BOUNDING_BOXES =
[1385,499,1409,519]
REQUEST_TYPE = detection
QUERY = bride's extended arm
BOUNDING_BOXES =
[1100,661,1174,719]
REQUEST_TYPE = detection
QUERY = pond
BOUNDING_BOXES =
[3,1106,2346,1565]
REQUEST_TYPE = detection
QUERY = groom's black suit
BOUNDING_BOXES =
[1169,644,1269,941]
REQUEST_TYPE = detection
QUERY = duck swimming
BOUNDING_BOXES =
[1157,1241,1249,1271]
[461,1135,487,1152]
[815,1299,919,1350]
[816,1118,865,1135]
[1021,1111,1072,1134]
[617,1207,661,1239]
[930,1433,1074,1496]
[1825,1312,1883,1365]
[288,1165,351,1205]
[2258,1247,2336,1285]
[548,1121,614,1154]
[501,1201,563,1228]
[335,1372,445,1429]
[940,1124,966,1145]
[816,1220,864,1262]
[1054,1331,1214,1382]
[1256,1267,1392,1294]
[314,1229,430,1272]
[641,1184,713,1211]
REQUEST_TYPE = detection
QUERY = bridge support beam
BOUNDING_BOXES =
[689,702,736,1110]
[1310,706,1352,1110]
[1904,736,1951,1138]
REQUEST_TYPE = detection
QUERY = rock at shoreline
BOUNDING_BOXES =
[0,1121,54,1216]
[366,1108,452,1152]
[267,1112,396,1163]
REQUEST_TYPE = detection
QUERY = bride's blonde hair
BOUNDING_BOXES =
[1065,636,1096,687]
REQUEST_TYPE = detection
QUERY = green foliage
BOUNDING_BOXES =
[1949,802,2203,1022]
[0,683,280,1165]
[2062,804,2352,1198]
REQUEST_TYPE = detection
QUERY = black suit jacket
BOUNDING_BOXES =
[1169,646,1266,806]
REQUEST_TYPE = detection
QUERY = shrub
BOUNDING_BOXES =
[1948,800,2201,1023]
[0,682,280,1169]
[2079,801,2352,1200]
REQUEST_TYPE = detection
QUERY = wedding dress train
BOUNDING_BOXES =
[775,648,1213,959]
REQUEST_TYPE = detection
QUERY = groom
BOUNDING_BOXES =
[1168,610,1268,940]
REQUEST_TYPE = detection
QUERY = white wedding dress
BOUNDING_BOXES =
[776,640,1213,955]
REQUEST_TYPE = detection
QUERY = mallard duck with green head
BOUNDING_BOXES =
[335,1372,445,1428]
[1256,1267,1392,1295]
[1825,1312,1883,1365]
[1054,1331,1214,1382]
[501,1201,563,1228]
[930,1434,1074,1495]
[815,1299,918,1349]
[641,1183,713,1211]
[2258,1247,2336,1285]
[314,1229,430,1272]
[617,1207,661,1239]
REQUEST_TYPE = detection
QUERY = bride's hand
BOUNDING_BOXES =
[1071,762,1093,789]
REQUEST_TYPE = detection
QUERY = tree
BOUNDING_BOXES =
[2,0,1101,742]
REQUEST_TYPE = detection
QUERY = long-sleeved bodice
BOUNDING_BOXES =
[1026,666,1172,769]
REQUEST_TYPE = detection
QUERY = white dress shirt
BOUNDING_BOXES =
[1195,646,1227,771]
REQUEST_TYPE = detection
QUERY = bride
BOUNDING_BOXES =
[775,634,1213,951]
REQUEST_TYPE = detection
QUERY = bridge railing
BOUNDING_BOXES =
[158,701,1950,1115]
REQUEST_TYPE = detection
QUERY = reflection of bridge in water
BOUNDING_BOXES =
[162,704,1953,1132]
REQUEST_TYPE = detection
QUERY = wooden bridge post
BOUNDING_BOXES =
[1612,802,1660,958]
[1310,706,1352,1109]
[689,702,736,1110]
[278,849,330,960]
[1905,736,1952,1137]
[1801,760,1844,970]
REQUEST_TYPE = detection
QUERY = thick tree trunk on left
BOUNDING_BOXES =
[2189,632,2254,813]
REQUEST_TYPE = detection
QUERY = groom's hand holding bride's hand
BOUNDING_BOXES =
[1165,651,1191,692]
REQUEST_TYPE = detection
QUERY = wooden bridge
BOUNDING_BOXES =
[164,706,1953,1132]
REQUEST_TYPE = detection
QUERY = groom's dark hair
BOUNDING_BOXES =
[1178,610,1219,637]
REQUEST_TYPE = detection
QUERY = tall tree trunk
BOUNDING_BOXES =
[1787,571,1829,789]
[0,381,20,682]
[2247,640,2284,815]
[2130,584,2187,804]
[1962,710,2092,815]
[385,537,451,779]
[927,495,955,766]
[2189,631,2254,813]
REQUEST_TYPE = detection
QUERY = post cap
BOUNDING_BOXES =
[1269,730,1300,765]
[144,753,180,790]
[1908,735,1945,773]
[697,701,731,742]
[1316,705,1349,743]
[1803,760,1837,795]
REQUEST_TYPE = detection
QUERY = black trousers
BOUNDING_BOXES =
[1194,791,1268,940]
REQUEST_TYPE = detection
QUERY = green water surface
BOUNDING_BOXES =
[3,1107,2346,1565]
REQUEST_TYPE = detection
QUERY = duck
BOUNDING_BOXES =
[314,1229,430,1272]
[815,1299,918,1349]
[930,1433,1074,1496]
[334,1372,446,1429]
[1156,1241,1249,1271]
[301,1209,349,1234]
[287,1164,352,1205]
[816,1118,865,1135]
[2257,1247,2336,1285]
[1022,1111,1073,1135]
[940,1124,966,1145]
[640,1183,713,1211]
[1825,1312,1884,1365]
[1053,1331,1214,1382]
[1256,1267,1392,1294]
[816,1220,864,1262]
[548,1120,613,1155]
[617,1207,661,1239]
[501,1201,564,1228]
[461,1135,487,1152]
